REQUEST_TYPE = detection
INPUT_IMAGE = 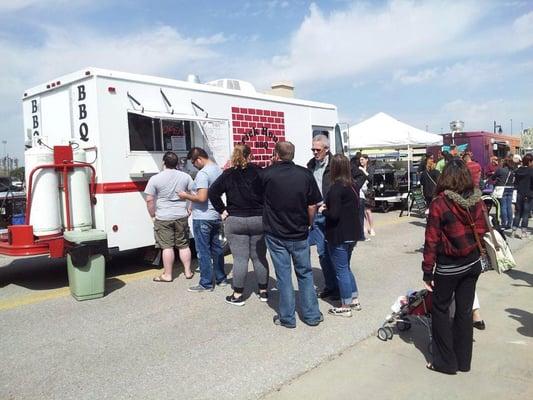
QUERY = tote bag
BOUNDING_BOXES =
[483,230,516,273]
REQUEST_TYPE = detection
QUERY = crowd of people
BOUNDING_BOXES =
[144,136,369,329]
[144,138,532,374]
[420,150,533,238]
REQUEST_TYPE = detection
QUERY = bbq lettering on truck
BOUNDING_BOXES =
[77,85,89,142]
[31,99,40,137]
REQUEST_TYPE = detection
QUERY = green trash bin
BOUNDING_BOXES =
[64,229,108,301]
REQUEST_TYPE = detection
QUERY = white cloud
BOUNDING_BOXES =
[393,68,438,85]
[0,25,224,159]
[242,1,533,88]
[440,98,531,133]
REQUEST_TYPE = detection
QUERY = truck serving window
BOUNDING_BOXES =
[128,113,162,151]
[162,120,191,152]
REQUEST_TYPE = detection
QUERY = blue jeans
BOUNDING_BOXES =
[265,234,322,326]
[513,194,533,229]
[498,188,513,228]
[307,213,337,293]
[193,219,226,288]
[328,242,359,306]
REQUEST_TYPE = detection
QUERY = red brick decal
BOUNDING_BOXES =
[231,107,286,167]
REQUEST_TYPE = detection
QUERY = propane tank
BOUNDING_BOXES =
[60,147,93,231]
[24,144,62,236]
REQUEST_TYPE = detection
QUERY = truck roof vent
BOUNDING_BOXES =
[186,74,200,84]
[205,79,255,93]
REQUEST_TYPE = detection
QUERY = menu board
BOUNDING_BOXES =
[199,120,230,166]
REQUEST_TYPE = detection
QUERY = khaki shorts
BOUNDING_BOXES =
[154,217,190,249]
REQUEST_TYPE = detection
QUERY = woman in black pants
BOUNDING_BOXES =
[208,144,269,306]
[419,154,440,207]
[512,153,533,238]
[422,159,489,374]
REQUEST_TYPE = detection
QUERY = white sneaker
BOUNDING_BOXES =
[350,299,362,311]
[328,307,353,318]
[370,229,376,236]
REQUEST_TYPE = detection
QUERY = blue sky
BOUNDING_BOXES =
[1,0,532,161]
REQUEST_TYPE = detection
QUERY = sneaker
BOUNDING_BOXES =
[365,237,371,242]
[217,280,229,287]
[350,300,362,311]
[513,229,522,239]
[225,294,245,306]
[273,315,296,329]
[328,307,353,317]
[188,284,212,292]
[370,229,376,236]
[257,291,269,302]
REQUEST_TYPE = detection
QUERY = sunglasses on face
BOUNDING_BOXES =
[311,147,326,153]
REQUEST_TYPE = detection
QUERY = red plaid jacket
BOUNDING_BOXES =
[422,191,489,281]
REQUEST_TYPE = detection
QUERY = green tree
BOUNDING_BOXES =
[10,167,25,182]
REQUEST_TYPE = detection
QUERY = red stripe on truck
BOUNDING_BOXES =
[95,181,148,194]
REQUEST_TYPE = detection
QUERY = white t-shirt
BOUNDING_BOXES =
[144,169,193,220]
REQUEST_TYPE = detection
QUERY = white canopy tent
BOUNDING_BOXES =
[347,112,443,203]
[348,112,443,149]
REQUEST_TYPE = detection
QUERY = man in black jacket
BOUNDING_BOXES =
[307,134,338,300]
[264,141,324,328]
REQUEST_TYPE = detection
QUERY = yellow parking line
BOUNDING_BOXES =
[0,255,235,311]
[0,217,406,312]
[0,287,72,311]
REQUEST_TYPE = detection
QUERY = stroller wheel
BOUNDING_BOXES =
[397,321,412,331]
[384,326,394,340]
[377,328,389,341]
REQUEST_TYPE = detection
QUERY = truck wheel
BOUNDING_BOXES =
[381,201,391,213]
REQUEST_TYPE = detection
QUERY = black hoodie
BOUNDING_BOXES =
[514,166,533,197]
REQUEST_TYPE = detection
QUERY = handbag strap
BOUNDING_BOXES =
[503,171,511,186]
[465,210,486,255]
[425,170,437,186]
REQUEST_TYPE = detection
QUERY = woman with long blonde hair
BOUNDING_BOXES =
[208,144,269,305]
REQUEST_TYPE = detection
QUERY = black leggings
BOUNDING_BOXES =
[431,261,481,373]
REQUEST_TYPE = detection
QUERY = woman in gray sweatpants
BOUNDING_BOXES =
[208,144,269,306]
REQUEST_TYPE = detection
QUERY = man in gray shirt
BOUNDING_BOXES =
[145,152,194,282]
[179,147,227,291]
[306,134,337,300]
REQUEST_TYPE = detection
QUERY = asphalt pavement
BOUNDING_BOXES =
[0,211,531,400]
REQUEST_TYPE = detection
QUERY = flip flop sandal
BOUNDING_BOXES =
[185,273,194,280]
[153,275,172,283]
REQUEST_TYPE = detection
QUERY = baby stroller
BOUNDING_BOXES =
[377,289,432,351]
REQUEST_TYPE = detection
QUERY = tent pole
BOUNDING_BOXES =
[407,144,411,216]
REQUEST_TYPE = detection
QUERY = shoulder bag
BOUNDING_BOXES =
[492,171,511,199]
[467,207,516,273]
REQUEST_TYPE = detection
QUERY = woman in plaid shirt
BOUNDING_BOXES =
[422,159,489,375]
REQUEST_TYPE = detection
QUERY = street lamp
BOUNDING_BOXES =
[1,140,6,174]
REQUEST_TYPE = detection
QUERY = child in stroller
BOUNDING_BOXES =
[377,289,432,353]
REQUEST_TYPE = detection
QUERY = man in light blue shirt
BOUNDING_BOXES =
[179,147,227,291]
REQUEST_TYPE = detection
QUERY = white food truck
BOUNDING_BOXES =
[0,68,341,258]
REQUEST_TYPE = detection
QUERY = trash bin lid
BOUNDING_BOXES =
[64,229,107,244]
